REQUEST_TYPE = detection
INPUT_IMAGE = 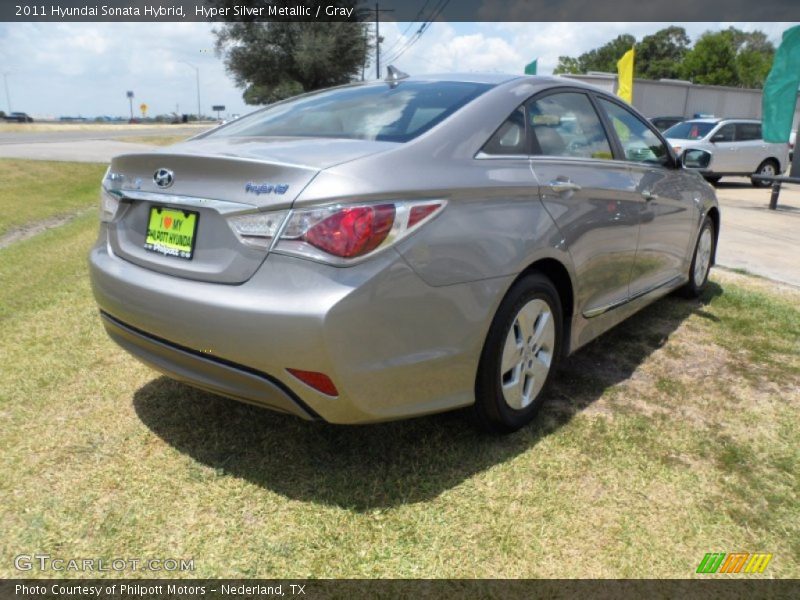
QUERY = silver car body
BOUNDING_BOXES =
[666,118,789,177]
[89,74,719,424]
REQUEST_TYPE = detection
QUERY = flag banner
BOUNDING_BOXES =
[617,48,635,104]
[763,25,800,143]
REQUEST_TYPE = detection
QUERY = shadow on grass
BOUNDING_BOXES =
[134,283,722,511]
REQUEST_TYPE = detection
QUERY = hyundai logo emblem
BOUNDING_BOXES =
[153,168,174,188]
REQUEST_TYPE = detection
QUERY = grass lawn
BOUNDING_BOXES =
[0,163,798,579]
[0,159,106,237]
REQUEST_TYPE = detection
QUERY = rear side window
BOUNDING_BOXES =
[210,81,493,143]
[527,92,613,160]
[481,106,528,155]
[736,123,762,141]
[713,124,735,142]
[597,98,668,165]
[663,121,715,140]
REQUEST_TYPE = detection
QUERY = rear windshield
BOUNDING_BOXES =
[664,121,716,140]
[209,81,493,143]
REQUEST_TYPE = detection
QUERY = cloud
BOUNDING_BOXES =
[0,22,249,118]
[0,21,795,118]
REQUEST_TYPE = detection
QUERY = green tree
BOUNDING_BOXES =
[680,30,739,86]
[635,26,690,79]
[553,56,582,75]
[730,29,775,88]
[681,28,774,88]
[213,2,369,105]
[554,34,636,74]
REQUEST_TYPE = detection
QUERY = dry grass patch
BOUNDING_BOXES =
[119,135,191,147]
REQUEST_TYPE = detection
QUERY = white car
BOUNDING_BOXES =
[665,118,789,187]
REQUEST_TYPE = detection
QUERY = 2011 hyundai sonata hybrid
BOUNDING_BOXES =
[89,72,720,433]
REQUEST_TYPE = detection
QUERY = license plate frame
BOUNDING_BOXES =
[144,206,199,260]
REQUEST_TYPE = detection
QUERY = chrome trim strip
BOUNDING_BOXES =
[583,275,684,318]
[115,190,257,215]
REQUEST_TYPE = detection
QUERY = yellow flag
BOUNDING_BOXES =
[617,47,635,104]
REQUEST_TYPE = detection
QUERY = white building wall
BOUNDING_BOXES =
[565,74,800,130]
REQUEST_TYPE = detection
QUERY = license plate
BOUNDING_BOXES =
[144,206,199,260]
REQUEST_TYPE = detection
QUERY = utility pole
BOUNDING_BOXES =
[372,2,394,79]
[181,61,201,120]
[2,73,12,113]
[375,2,380,79]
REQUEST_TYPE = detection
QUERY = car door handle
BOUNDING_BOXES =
[642,191,658,201]
[547,180,582,193]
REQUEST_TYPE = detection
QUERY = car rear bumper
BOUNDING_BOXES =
[89,230,511,423]
[100,311,320,420]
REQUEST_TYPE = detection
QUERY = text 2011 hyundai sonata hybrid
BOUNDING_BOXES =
[89,73,719,432]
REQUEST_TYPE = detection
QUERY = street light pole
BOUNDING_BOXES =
[2,73,12,114]
[181,61,201,121]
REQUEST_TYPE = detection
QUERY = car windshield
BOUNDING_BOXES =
[664,121,716,140]
[208,81,494,143]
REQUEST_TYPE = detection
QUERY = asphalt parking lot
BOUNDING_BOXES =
[713,178,800,287]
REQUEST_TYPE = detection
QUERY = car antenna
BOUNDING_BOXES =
[385,65,409,87]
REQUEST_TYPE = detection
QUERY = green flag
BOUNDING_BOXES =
[763,25,800,143]
[524,59,538,75]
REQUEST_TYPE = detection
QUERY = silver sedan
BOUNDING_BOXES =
[89,73,719,432]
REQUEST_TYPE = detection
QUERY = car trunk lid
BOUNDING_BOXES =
[106,137,397,284]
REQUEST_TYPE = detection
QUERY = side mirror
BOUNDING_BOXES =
[682,149,712,169]
[710,133,725,143]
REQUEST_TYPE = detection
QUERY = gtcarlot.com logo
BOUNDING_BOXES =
[696,552,772,574]
[14,553,195,572]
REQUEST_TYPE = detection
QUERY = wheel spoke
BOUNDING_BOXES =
[531,350,551,381]
[501,328,522,373]
[531,310,551,347]
[501,364,524,409]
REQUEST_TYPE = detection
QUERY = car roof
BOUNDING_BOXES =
[686,118,760,124]
[402,72,524,85]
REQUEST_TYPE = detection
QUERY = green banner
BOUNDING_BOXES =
[524,59,537,75]
[763,25,800,143]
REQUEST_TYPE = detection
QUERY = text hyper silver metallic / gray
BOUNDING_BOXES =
[89,73,720,432]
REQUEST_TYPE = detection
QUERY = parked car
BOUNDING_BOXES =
[664,118,789,187]
[649,116,684,132]
[3,111,34,123]
[89,74,719,433]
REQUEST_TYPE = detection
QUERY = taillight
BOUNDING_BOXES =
[267,199,445,264]
[228,210,289,249]
[304,204,395,258]
[227,200,445,262]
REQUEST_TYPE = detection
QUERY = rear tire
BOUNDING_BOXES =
[474,273,563,433]
[751,159,779,187]
[679,216,715,298]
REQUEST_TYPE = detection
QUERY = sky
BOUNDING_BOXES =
[0,21,796,119]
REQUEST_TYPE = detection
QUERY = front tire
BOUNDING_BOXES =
[679,216,715,298]
[751,159,779,187]
[474,273,563,433]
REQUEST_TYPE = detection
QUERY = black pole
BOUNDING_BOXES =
[375,2,380,80]
[769,180,782,210]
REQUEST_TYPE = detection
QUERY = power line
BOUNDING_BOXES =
[380,0,434,58]
[382,0,450,66]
